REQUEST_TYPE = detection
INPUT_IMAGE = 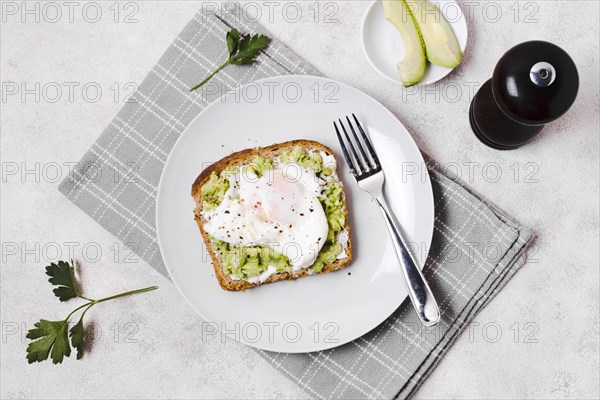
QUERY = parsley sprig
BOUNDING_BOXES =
[189,28,270,92]
[26,260,158,364]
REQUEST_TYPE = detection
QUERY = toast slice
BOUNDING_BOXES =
[192,140,352,291]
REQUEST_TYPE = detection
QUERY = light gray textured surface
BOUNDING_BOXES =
[1,1,598,399]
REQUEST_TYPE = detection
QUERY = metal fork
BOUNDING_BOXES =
[335,114,440,326]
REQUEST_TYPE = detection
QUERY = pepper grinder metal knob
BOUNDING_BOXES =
[469,41,579,149]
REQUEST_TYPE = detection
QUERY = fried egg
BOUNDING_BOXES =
[203,163,329,270]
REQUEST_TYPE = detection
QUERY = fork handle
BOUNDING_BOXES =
[376,196,441,326]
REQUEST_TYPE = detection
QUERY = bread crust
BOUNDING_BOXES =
[191,140,353,291]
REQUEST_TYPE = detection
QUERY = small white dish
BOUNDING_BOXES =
[156,75,434,353]
[361,0,468,86]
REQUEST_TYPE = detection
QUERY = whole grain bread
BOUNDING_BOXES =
[191,140,353,291]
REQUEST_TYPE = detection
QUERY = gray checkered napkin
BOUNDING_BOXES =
[58,6,534,400]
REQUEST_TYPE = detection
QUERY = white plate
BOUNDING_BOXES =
[361,0,468,85]
[156,75,434,353]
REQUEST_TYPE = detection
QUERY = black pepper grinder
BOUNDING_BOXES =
[469,41,579,149]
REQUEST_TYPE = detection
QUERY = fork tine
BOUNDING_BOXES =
[339,119,365,174]
[334,121,356,175]
[352,114,380,167]
[346,116,372,170]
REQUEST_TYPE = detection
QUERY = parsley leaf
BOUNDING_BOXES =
[70,319,85,359]
[27,260,158,364]
[232,34,270,63]
[46,260,79,301]
[190,29,270,91]
[26,319,71,364]
[226,28,240,57]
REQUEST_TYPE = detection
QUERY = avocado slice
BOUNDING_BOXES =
[383,0,427,87]
[405,0,462,68]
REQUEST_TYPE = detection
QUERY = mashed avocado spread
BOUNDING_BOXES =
[214,241,291,279]
[200,172,230,211]
[242,155,273,177]
[201,147,345,279]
